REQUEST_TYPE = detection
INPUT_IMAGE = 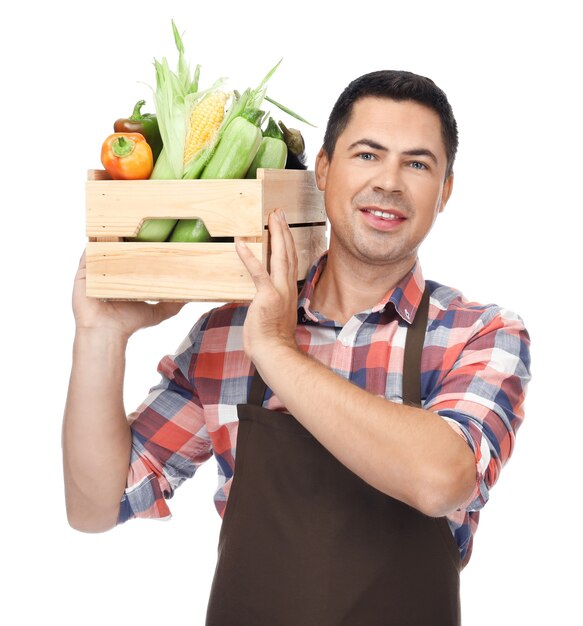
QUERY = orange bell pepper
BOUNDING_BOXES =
[100,132,153,180]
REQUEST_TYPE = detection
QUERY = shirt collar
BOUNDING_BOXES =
[297,252,327,323]
[298,252,426,325]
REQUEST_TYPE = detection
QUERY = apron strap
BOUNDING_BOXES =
[248,365,268,406]
[247,286,430,408]
[402,286,430,408]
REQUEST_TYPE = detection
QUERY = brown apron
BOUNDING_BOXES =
[206,289,462,625]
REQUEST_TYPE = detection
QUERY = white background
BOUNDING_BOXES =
[1,1,580,624]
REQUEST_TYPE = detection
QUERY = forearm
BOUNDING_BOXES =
[255,345,476,517]
[62,329,132,532]
[237,211,475,516]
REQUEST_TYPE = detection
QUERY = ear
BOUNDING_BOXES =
[315,148,330,192]
[438,174,454,213]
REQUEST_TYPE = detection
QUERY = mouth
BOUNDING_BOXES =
[359,206,406,230]
[360,207,405,220]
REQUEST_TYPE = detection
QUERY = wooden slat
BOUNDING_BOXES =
[291,224,328,278]
[85,223,327,302]
[86,242,263,302]
[86,177,264,238]
[258,169,325,225]
[86,169,326,238]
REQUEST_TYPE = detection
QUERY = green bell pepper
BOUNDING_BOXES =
[114,100,163,164]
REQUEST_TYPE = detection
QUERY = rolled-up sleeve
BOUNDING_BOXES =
[424,307,531,512]
[118,319,213,524]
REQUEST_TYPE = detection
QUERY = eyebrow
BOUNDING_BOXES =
[347,138,387,152]
[402,148,438,165]
[347,139,439,165]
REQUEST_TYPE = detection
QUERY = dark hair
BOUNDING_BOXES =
[323,70,458,178]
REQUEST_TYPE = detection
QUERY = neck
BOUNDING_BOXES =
[310,246,417,325]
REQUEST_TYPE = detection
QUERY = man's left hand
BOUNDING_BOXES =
[235,208,300,368]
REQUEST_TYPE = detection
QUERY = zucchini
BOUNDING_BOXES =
[246,117,288,179]
[168,219,211,242]
[200,109,263,180]
[135,149,178,241]
[134,218,178,242]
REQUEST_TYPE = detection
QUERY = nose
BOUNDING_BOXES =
[371,157,403,194]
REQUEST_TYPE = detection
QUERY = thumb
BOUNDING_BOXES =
[149,301,186,326]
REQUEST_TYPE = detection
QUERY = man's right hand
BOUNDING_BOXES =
[73,251,185,339]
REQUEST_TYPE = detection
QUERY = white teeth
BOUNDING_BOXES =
[368,209,400,219]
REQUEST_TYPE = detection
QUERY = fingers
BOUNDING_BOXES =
[281,213,298,284]
[236,209,298,295]
[268,209,298,291]
[235,238,272,292]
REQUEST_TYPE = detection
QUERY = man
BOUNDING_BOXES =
[63,70,531,625]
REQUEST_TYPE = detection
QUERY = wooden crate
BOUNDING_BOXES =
[85,168,327,301]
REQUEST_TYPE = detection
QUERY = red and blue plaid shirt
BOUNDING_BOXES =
[119,253,531,567]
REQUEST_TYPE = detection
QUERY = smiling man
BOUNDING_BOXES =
[63,70,531,625]
[311,95,454,317]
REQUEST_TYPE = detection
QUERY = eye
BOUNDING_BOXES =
[409,161,428,170]
[357,152,376,161]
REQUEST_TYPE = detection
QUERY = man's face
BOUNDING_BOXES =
[315,96,453,269]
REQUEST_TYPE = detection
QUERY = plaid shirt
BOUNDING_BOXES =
[119,253,531,567]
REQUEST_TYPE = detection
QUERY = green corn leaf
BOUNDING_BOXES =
[265,95,316,127]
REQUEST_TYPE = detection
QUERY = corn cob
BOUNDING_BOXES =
[246,117,288,179]
[183,91,229,166]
